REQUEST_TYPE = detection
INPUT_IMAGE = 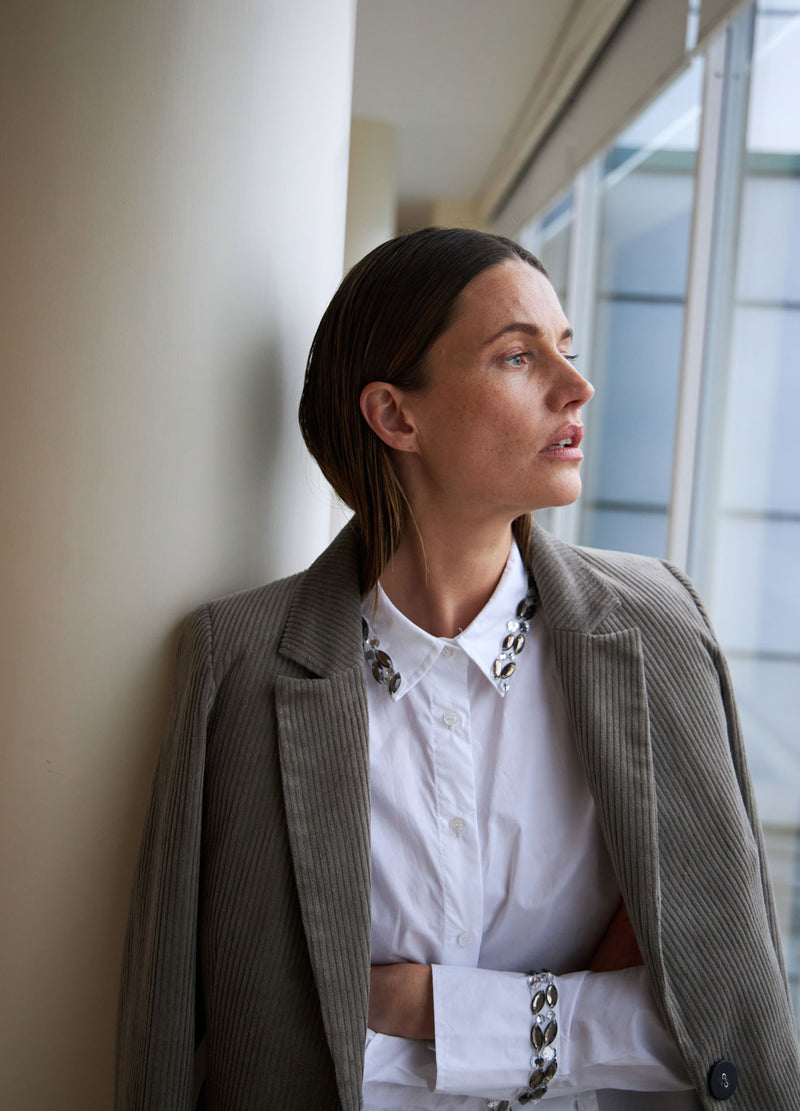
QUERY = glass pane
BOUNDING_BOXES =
[518,190,573,305]
[690,1,800,1020]
[589,300,684,507]
[578,507,668,557]
[578,59,704,554]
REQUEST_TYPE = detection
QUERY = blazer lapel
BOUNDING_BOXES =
[529,525,667,993]
[275,525,371,1111]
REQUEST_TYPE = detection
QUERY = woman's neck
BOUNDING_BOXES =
[378,519,515,638]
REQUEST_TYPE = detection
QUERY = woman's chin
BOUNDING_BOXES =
[529,476,583,513]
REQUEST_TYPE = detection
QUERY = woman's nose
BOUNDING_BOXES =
[553,357,594,408]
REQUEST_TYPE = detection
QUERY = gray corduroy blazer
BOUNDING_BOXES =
[116,521,800,1111]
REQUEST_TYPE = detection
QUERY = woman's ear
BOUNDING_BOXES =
[360,382,419,454]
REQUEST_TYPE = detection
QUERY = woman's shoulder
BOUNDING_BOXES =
[573,540,682,587]
[180,525,363,680]
[177,571,307,683]
[203,569,305,638]
[570,541,715,637]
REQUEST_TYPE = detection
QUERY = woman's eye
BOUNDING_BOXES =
[505,352,529,368]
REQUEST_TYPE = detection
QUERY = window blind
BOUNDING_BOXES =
[490,0,690,234]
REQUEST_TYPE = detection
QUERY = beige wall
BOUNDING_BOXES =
[0,1,355,1107]
[344,118,398,271]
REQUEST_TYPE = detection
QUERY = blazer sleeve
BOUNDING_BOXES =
[115,605,215,1111]
[661,560,790,993]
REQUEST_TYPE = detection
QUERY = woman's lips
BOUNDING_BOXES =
[540,424,584,460]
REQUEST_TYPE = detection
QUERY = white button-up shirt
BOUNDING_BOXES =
[362,544,697,1111]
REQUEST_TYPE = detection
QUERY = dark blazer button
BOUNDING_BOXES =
[708,1060,738,1100]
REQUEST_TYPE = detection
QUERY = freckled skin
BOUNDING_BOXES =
[399,260,594,528]
[367,266,632,1036]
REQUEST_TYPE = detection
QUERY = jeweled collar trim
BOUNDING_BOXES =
[361,580,538,698]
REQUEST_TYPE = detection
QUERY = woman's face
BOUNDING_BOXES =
[400,258,594,524]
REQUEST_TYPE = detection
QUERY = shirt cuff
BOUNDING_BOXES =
[554,966,692,1095]
[432,964,531,1098]
[432,964,692,1101]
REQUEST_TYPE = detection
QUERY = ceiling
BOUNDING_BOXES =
[351,0,576,217]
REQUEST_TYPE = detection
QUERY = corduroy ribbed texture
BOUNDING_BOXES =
[116,521,800,1110]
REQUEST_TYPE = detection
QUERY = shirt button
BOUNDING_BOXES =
[456,930,474,949]
[449,817,466,837]
[441,645,454,658]
[442,710,459,728]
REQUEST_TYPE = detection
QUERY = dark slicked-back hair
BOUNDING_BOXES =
[299,226,548,591]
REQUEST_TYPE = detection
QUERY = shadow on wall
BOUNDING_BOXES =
[213,335,290,591]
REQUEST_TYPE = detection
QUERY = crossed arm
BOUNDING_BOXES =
[369,899,642,1040]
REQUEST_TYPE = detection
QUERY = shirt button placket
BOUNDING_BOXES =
[436,650,480,964]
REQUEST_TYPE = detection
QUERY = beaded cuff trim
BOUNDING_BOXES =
[520,971,558,1103]
[486,970,558,1110]
[361,581,537,699]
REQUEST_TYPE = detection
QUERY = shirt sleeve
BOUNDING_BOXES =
[431,964,693,1101]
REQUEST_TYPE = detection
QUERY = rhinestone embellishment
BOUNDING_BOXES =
[491,582,537,696]
[362,617,402,695]
[514,971,558,1106]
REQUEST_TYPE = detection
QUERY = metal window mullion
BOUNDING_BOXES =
[667,8,755,575]
[666,34,728,569]
[550,157,602,545]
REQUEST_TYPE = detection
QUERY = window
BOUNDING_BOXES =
[517,1,800,1021]
[520,189,573,305]
[690,1,800,1012]
[580,61,704,557]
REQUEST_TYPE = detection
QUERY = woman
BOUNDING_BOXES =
[116,228,800,1111]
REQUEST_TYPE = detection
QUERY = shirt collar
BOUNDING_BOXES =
[361,543,530,700]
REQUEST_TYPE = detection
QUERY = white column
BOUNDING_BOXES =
[0,1,355,1107]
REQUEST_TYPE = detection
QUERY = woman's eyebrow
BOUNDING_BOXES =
[483,322,574,345]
